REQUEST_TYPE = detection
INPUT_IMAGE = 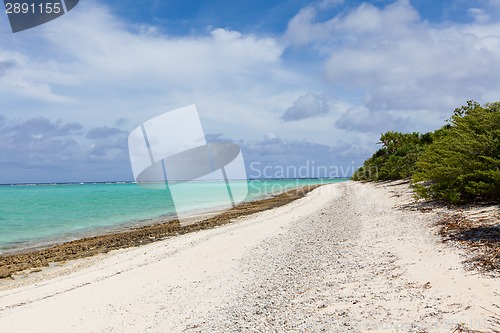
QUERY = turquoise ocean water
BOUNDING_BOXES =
[0,179,346,254]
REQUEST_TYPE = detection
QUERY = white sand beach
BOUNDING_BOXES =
[0,181,498,332]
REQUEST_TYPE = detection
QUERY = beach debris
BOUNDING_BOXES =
[436,206,499,277]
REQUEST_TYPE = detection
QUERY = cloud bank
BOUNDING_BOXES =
[286,0,500,117]
[1,0,500,182]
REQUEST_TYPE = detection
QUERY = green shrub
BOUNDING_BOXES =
[352,131,431,181]
[353,100,499,204]
[412,101,500,203]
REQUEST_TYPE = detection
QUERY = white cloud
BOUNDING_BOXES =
[286,0,500,120]
[241,134,368,178]
[285,1,420,46]
[2,0,500,182]
[468,8,490,23]
[281,93,330,121]
[335,106,409,133]
[0,1,339,182]
[0,1,301,132]
[285,7,323,46]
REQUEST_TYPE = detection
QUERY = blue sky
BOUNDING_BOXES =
[104,0,488,34]
[1,0,500,183]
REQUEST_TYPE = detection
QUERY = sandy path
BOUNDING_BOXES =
[0,182,498,332]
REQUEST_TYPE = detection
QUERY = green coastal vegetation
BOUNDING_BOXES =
[352,101,500,204]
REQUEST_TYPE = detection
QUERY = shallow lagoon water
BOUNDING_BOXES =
[0,179,347,253]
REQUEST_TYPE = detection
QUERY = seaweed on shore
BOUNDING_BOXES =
[0,185,321,279]
[392,179,499,277]
[436,207,500,277]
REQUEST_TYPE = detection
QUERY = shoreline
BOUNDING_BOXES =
[0,181,498,332]
[0,179,344,256]
[0,185,321,279]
